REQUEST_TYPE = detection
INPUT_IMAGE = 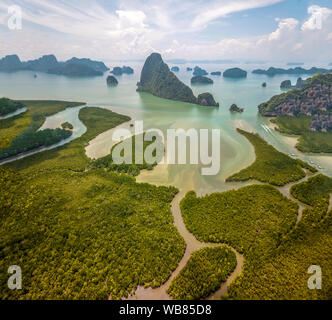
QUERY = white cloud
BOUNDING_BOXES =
[268,18,299,41]
[0,1,331,62]
[191,0,283,29]
[302,5,332,31]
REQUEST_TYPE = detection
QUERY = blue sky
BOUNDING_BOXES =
[0,0,331,62]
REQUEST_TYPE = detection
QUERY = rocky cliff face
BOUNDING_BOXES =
[137,53,197,104]
[137,53,219,107]
[259,74,332,132]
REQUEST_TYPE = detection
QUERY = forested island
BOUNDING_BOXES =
[137,53,219,107]
[223,68,247,78]
[191,76,213,84]
[0,54,108,76]
[253,66,331,76]
[111,66,134,75]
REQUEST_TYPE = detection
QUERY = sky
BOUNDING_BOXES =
[0,0,331,63]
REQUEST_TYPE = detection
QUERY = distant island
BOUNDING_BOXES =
[186,67,193,71]
[210,71,221,76]
[137,53,219,107]
[0,98,25,116]
[107,75,118,86]
[229,104,244,113]
[0,54,109,77]
[110,66,134,76]
[171,66,180,72]
[253,66,331,76]
[223,68,247,78]
[191,76,213,84]
[48,63,103,77]
[193,66,208,76]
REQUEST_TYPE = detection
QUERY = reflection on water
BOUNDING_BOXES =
[0,62,331,192]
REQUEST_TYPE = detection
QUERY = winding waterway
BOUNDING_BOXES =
[1,62,332,299]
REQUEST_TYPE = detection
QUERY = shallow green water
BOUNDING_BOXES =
[1,62,331,194]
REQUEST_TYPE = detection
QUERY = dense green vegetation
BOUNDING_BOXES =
[226,129,316,186]
[0,128,72,160]
[180,176,332,299]
[168,247,237,300]
[61,122,73,130]
[290,174,332,206]
[0,101,83,161]
[0,112,31,149]
[7,107,129,172]
[272,115,312,135]
[181,185,298,254]
[0,106,186,299]
[0,98,25,116]
[90,133,162,176]
[272,116,332,153]
[228,175,332,300]
[297,132,332,153]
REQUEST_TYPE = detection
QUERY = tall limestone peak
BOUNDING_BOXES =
[137,53,197,104]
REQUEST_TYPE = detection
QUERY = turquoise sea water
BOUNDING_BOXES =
[1,62,331,194]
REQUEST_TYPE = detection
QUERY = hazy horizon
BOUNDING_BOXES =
[0,0,332,63]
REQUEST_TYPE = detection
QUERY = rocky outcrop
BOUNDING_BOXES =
[197,93,219,107]
[187,67,193,71]
[223,68,247,78]
[280,80,292,89]
[137,53,197,104]
[191,76,213,84]
[193,66,208,76]
[137,53,219,106]
[259,74,332,132]
[171,66,180,72]
[107,75,118,85]
[262,82,267,87]
[295,77,306,89]
[229,104,244,113]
